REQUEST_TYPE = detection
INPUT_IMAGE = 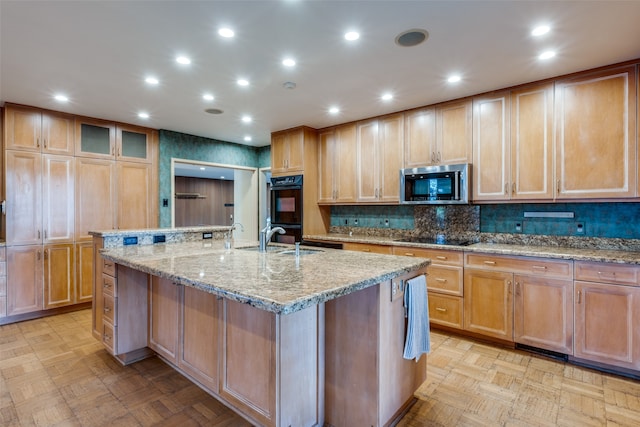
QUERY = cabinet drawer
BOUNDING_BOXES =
[343,242,393,254]
[102,322,115,354]
[102,274,116,296]
[465,253,573,279]
[103,294,115,325]
[103,257,116,277]
[428,293,463,329]
[393,246,463,266]
[427,265,463,296]
[575,261,640,286]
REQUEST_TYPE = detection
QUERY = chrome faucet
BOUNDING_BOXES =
[259,217,285,252]
[225,222,244,249]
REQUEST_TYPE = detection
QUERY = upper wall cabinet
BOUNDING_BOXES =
[472,83,555,201]
[555,65,637,199]
[403,100,472,168]
[4,104,75,155]
[357,114,403,203]
[271,128,305,175]
[318,124,357,204]
[75,118,154,163]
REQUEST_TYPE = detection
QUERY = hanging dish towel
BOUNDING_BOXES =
[403,274,430,361]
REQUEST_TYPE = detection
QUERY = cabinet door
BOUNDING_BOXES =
[356,119,379,202]
[378,114,403,202]
[555,65,637,198]
[334,123,357,203]
[436,99,472,165]
[44,244,74,309]
[7,245,44,316]
[75,118,116,159]
[75,158,116,240]
[285,129,304,172]
[511,83,554,200]
[574,281,640,370]
[116,124,153,164]
[179,286,220,393]
[149,276,179,364]
[473,92,511,201]
[5,150,42,245]
[317,129,336,203]
[43,155,74,243]
[42,112,75,155]
[271,132,288,174]
[514,275,573,354]
[4,105,41,152]
[75,242,93,303]
[116,161,152,230]
[404,107,436,167]
[463,269,513,341]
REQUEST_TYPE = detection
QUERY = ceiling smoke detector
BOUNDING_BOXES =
[205,108,224,115]
[283,81,297,90]
[395,29,429,47]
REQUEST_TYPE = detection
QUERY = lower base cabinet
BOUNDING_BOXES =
[7,245,44,316]
[463,269,514,341]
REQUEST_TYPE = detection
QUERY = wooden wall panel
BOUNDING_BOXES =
[174,177,233,227]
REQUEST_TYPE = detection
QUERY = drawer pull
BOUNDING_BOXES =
[103,282,111,288]
[435,307,447,312]
[577,290,582,304]
[436,256,448,260]
[532,265,548,271]
[363,249,371,252]
[483,260,496,266]
[597,271,616,278]
[103,307,111,314]
[404,252,415,257]
[435,278,447,283]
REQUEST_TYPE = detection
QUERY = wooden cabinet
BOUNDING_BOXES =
[271,127,308,175]
[574,261,640,370]
[464,253,574,350]
[75,241,93,303]
[5,150,42,245]
[393,246,464,329]
[555,65,637,199]
[149,276,179,364]
[343,242,393,254]
[404,100,472,167]
[75,118,155,163]
[318,124,357,203]
[75,157,116,240]
[0,247,7,318]
[43,155,75,243]
[43,244,74,309]
[7,245,43,316]
[356,113,403,203]
[4,104,74,155]
[116,161,153,230]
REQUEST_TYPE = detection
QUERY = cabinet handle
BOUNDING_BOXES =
[44,249,48,260]
[37,138,41,148]
[437,152,441,163]
[435,307,447,312]
[515,281,520,296]
[111,145,115,156]
[363,249,371,252]
[435,278,447,283]
[431,152,436,163]
[38,230,41,239]
[404,252,415,257]
[512,182,516,195]
[44,230,47,239]
[597,271,616,278]
[483,260,496,266]
[435,256,448,260]
[577,290,582,304]
[532,265,548,272]
[504,183,509,195]
[557,180,561,194]
[104,334,111,342]
[43,139,47,148]
[103,281,111,289]
[37,250,41,261]
[103,307,111,314]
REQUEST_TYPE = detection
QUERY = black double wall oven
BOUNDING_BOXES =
[270,174,303,243]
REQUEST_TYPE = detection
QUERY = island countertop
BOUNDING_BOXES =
[100,240,429,315]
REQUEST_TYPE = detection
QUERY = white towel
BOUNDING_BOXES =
[403,274,430,361]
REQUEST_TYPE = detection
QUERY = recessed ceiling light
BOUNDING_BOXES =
[54,94,69,102]
[237,78,249,86]
[145,76,159,85]
[176,56,191,65]
[241,115,252,123]
[218,27,234,38]
[202,93,214,101]
[539,50,556,60]
[244,136,252,142]
[282,58,296,67]
[447,75,461,83]
[532,25,550,37]
[138,112,150,119]
[381,93,393,101]
[199,167,206,171]
[395,29,429,47]
[344,31,360,41]
[329,106,340,114]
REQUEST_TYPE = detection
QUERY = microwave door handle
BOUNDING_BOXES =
[454,171,460,200]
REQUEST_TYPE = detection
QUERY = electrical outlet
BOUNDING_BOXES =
[576,223,585,234]
[384,219,390,227]
[515,222,522,233]
[354,218,359,226]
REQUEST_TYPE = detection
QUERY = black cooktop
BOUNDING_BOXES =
[394,236,474,246]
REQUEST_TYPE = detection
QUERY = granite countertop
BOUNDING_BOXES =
[304,234,640,265]
[100,240,429,315]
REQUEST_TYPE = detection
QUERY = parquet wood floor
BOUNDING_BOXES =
[2,311,640,426]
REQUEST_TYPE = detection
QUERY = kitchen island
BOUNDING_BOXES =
[91,227,429,427]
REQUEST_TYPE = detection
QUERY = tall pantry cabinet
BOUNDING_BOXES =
[1,104,158,321]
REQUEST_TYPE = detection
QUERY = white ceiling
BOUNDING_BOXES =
[2,1,640,148]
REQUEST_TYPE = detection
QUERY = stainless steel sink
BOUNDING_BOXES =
[237,245,285,252]
[278,249,323,255]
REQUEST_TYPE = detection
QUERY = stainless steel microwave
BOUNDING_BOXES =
[399,163,470,204]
